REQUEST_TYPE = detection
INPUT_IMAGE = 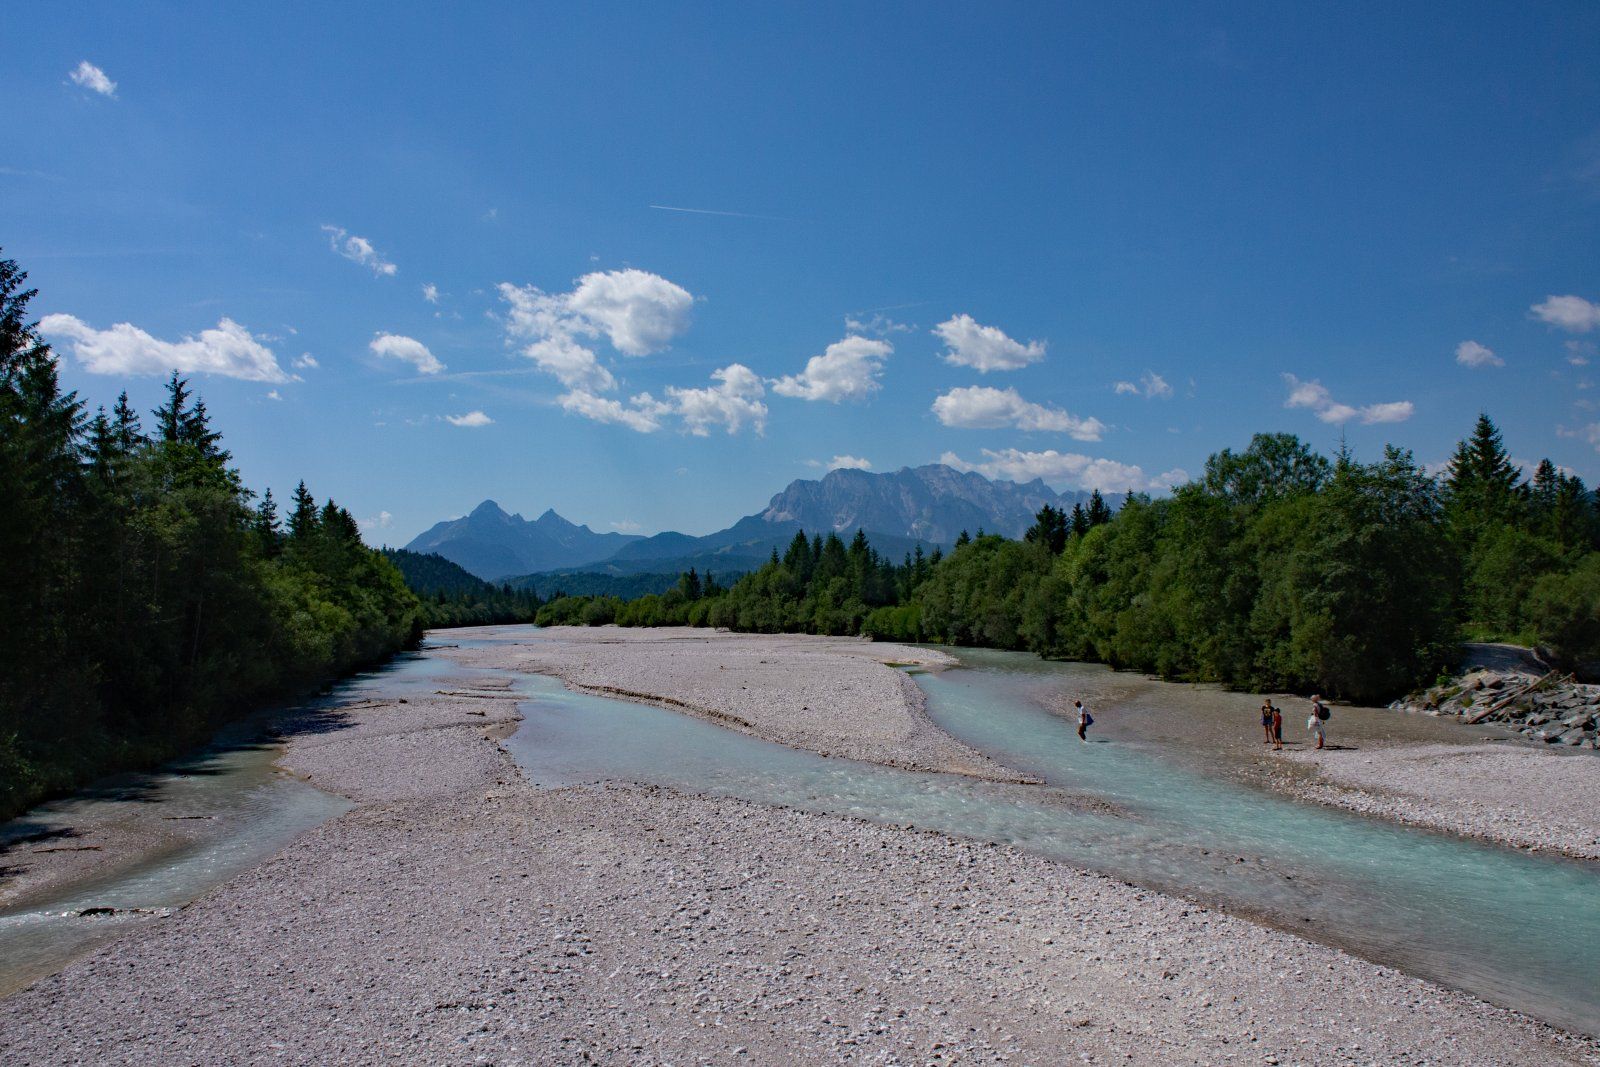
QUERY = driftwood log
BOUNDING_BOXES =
[1463,670,1569,725]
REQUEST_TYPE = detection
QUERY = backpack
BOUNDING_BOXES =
[1084,712,1094,726]
[1315,704,1330,721]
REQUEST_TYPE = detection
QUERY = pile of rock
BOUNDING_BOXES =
[1391,669,1600,749]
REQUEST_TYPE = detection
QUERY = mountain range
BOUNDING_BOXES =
[403,464,1095,581]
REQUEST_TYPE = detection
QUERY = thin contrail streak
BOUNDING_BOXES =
[648,204,797,222]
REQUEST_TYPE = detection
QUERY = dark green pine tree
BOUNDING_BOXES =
[1069,503,1089,537]
[111,390,144,451]
[678,567,702,601]
[255,488,283,556]
[1086,489,1113,527]
[288,480,319,542]
[153,371,193,443]
[1550,473,1595,552]
[955,529,971,548]
[152,373,226,460]
[319,499,362,544]
[85,407,117,481]
[1531,459,1559,516]
[816,532,848,582]
[1446,413,1526,530]
[1024,504,1068,554]
[782,530,814,582]
[184,397,227,460]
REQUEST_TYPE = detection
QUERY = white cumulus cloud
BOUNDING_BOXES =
[521,334,616,392]
[369,333,444,375]
[421,283,440,304]
[565,269,694,356]
[933,314,1045,373]
[941,448,1187,494]
[1113,371,1173,398]
[828,454,872,470]
[1360,400,1415,424]
[931,385,1106,440]
[771,336,892,403]
[445,411,493,427]
[498,269,693,392]
[558,364,768,436]
[1454,340,1503,368]
[69,61,116,97]
[667,363,767,436]
[1531,295,1600,333]
[39,313,289,382]
[293,353,318,369]
[1282,374,1412,425]
[558,389,670,434]
[322,225,397,277]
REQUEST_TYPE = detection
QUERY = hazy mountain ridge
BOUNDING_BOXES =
[761,464,1091,543]
[406,464,1086,580]
[404,500,643,579]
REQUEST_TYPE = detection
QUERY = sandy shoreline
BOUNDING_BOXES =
[2,627,1597,1063]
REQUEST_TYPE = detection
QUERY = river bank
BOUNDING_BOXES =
[1280,742,1600,859]
[3,626,1597,1063]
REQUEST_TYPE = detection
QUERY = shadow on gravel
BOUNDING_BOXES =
[266,705,357,743]
[0,827,84,852]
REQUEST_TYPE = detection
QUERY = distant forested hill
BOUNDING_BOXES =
[507,570,693,600]
[384,548,541,628]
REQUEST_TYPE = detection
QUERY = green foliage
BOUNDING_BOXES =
[1525,556,1600,671]
[582,417,1600,705]
[0,252,420,821]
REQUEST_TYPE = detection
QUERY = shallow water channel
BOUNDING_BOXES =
[502,651,1600,1038]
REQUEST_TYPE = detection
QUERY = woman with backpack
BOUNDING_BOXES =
[1308,695,1329,750]
[1075,699,1093,742]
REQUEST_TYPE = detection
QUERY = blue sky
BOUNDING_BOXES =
[6,3,1600,541]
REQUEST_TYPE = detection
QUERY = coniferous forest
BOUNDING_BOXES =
[542,427,1600,706]
[0,255,420,819]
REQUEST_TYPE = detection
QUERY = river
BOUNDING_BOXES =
[3,630,1596,1038]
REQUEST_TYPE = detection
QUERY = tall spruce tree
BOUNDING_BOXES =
[288,481,319,541]
[1086,489,1113,527]
[1446,413,1526,531]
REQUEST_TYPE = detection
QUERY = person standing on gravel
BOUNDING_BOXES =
[1075,699,1093,742]
[1260,700,1276,745]
[1308,695,1328,750]
[1271,704,1284,750]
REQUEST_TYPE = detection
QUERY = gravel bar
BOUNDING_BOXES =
[1284,742,1600,860]
[442,625,1033,783]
